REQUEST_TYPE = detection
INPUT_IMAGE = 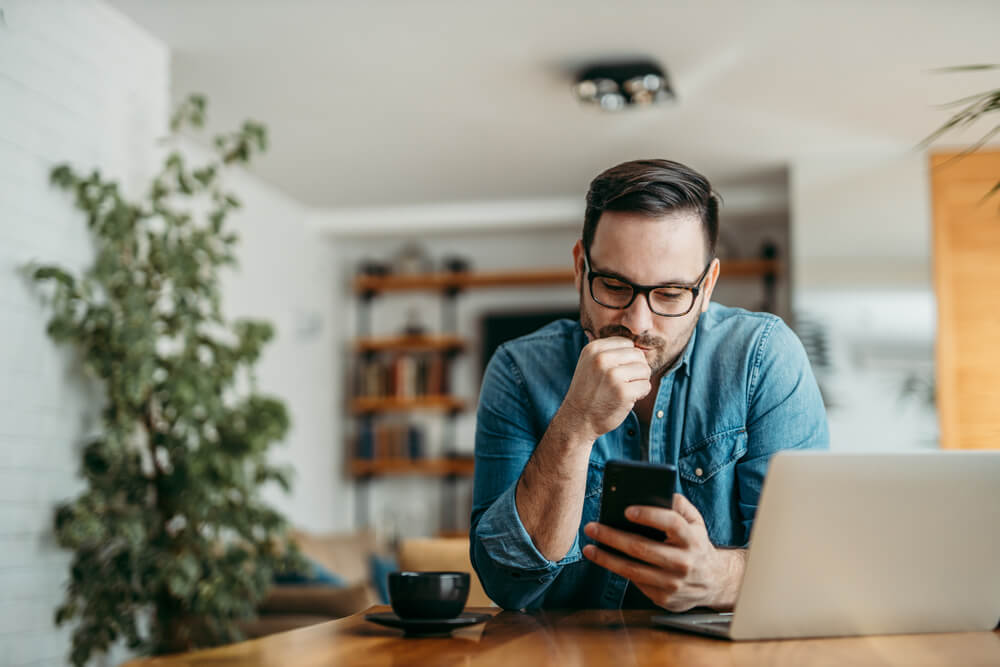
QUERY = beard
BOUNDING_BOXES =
[579,284,701,376]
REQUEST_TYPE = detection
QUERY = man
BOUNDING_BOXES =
[469,159,829,612]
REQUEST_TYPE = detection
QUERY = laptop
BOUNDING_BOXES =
[652,451,1000,640]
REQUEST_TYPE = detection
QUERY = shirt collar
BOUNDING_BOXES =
[668,321,698,378]
[677,324,697,376]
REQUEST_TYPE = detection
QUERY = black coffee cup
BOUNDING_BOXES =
[388,571,470,620]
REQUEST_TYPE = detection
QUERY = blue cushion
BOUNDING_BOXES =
[369,553,399,604]
[274,556,346,587]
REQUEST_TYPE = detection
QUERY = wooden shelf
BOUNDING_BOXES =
[350,395,466,415]
[349,457,475,478]
[354,334,465,353]
[354,260,781,294]
[718,259,783,278]
[436,530,470,539]
[354,268,574,294]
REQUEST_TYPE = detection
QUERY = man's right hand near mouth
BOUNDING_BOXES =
[559,333,652,443]
[514,333,652,562]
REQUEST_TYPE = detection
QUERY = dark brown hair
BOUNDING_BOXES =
[583,159,720,260]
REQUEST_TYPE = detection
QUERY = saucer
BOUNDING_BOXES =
[364,611,492,637]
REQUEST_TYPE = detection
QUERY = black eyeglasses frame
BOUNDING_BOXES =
[582,250,714,317]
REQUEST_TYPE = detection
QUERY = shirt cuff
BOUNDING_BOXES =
[474,482,582,574]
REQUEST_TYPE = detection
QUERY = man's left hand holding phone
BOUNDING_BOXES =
[583,460,742,612]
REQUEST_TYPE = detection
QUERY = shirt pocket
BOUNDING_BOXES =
[678,426,748,486]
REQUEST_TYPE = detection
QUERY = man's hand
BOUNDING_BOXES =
[560,334,652,442]
[514,334,651,562]
[582,493,746,611]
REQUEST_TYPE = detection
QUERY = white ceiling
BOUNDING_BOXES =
[109,0,999,210]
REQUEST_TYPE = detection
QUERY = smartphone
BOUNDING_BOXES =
[596,460,677,558]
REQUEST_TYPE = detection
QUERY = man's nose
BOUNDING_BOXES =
[620,292,655,334]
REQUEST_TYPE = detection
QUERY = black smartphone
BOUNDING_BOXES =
[596,460,677,558]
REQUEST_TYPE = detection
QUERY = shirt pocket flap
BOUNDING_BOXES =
[678,427,748,485]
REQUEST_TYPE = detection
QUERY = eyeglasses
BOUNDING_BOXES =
[583,250,713,317]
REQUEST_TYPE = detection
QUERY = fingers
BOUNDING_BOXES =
[605,365,651,403]
[585,335,642,353]
[589,347,650,373]
[609,362,653,383]
[632,582,693,613]
[669,493,706,527]
[620,506,695,548]
[582,543,691,591]
[584,522,691,575]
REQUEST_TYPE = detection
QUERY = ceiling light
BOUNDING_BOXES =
[574,60,675,111]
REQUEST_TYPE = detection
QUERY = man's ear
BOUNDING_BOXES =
[700,258,721,313]
[572,240,585,294]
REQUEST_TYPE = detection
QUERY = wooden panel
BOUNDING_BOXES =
[930,150,1000,449]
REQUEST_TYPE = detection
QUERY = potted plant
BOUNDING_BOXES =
[31,95,305,666]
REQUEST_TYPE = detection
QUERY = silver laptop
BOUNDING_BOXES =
[652,451,1000,640]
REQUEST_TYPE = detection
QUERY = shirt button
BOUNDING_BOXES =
[695,467,704,477]
[656,410,664,419]
[626,428,636,437]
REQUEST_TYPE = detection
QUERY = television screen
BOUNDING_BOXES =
[480,308,579,373]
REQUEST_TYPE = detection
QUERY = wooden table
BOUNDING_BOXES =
[124,606,1000,666]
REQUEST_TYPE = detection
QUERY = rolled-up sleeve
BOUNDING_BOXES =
[737,319,830,544]
[470,346,580,610]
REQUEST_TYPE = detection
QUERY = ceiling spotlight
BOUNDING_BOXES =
[574,60,675,111]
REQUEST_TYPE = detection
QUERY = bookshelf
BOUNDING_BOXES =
[349,266,586,532]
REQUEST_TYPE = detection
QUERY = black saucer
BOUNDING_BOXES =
[364,611,492,637]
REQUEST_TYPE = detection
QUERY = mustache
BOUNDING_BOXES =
[596,324,664,349]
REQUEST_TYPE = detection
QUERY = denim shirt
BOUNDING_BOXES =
[470,303,829,611]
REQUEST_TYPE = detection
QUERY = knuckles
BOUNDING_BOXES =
[673,557,692,578]
[593,354,613,373]
[632,541,654,563]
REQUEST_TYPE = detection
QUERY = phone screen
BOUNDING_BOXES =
[596,460,677,558]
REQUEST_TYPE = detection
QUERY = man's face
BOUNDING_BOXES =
[574,210,719,375]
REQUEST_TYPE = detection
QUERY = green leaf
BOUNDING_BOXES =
[50,164,78,189]
[192,166,217,187]
[32,265,76,289]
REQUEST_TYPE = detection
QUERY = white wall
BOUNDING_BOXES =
[790,152,938,451]
[181,138,348,535]
[0,2,168,665]
[0,4,346,664]
[791,153,933,290]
